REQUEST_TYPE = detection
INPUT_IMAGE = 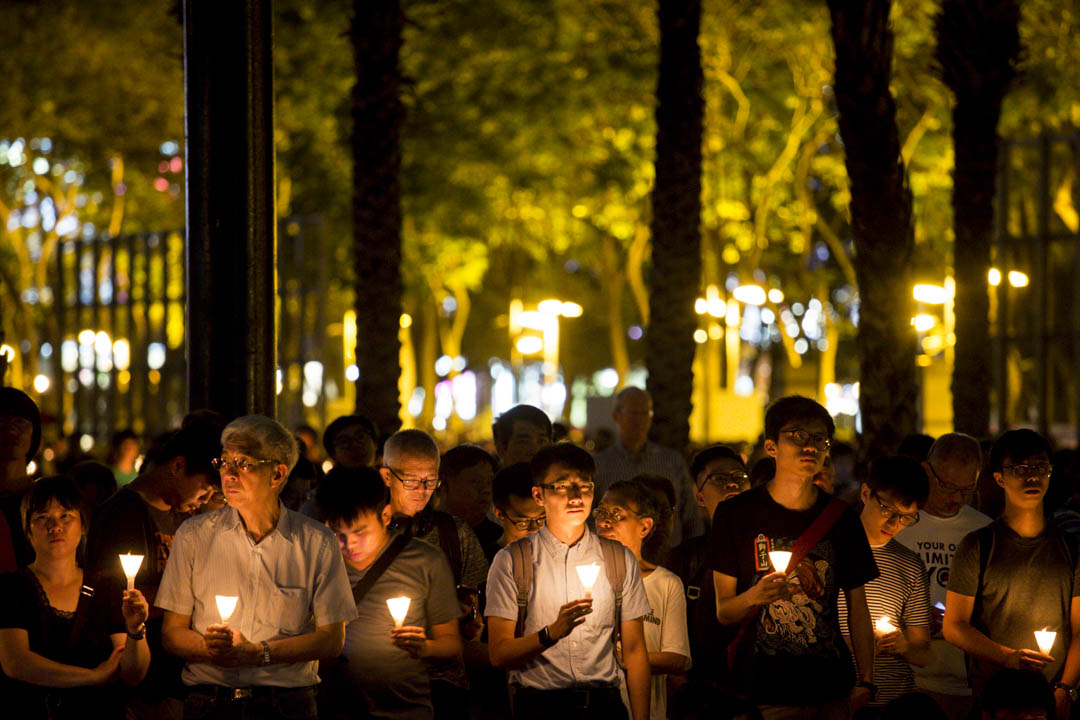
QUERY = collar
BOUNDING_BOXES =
[220,500,293,542]
[535,523,597,560]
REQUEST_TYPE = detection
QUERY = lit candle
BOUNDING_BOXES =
[215,595,238,625]
[387,596,411,627]
[576,563,601,598]
[119,553,144,591]
[1035,628,1056,655]
[768,551,792,574]
[875,615,898,635]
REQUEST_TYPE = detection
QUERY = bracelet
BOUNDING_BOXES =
[537,626,557,648]
[260,640,271,666]
[127,624,146,640]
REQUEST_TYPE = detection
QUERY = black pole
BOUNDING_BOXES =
[183,0,277,420]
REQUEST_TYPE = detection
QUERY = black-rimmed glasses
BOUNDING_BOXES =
[780,429,831,451]
[870,490,920,527]
[211,456,276,474]
[386,466,440,491]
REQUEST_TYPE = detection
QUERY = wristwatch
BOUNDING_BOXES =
[1053,682,1078,703]
[260,640,272,666]
[855,681,878,701]
[538,626,557,648]
[127,624,146,640]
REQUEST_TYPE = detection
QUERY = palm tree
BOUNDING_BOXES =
[826,0,918,458]
[645,0,704,450]
[936,0,1021,439]
[351,0,404,433]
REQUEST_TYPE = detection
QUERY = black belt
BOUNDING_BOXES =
[513,686,620,709]
[188,684,316,702]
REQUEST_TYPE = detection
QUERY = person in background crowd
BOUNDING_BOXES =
[1048,450,1080,535]
[814,454,836,495]
[86,416,222,720]
[896,432,989,720]
[69,460,118,521]
[316,467,462,720]
[324,415,379,470]
[597,479,691,720]
[295,424,322,467]
[980,669,1056,720]
[492,405,553,468]
[879,692,948,720]
[944,429,1080,719]
[831,441,860,504]
[283,454,318,512]
[749,456,775,489]
[594,387,703,549]
[485,443,653,720]
[838,455,932,715]
[633,473,676,566]
[898,434,936,463]
[438,444,501,549]
[666,445,750,717]
[710,396,878,718]
[108,429,141,487]
[0,387,42,569]
[156,415,356,720]
[0,475,150,719]
[487,462,546,564]
[382,429,486,720]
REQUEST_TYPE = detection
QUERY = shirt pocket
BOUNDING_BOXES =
[271,586,311,635]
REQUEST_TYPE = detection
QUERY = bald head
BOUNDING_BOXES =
[613,387,653,452]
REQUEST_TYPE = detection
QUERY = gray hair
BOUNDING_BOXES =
[383,429,439,467]
[927,432,982,469]
[221,415,300,472]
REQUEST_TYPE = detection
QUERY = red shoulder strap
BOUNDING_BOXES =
[786,498,847,571]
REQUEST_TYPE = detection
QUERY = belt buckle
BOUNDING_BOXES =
[232,688,252,701]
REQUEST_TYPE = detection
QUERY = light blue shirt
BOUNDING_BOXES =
[156,502,357,688]
[485,526,651,690]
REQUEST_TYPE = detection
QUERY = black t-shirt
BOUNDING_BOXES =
[0,569,125,719]
[707,484,878,706]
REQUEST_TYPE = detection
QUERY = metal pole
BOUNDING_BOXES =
[183,0,277,421]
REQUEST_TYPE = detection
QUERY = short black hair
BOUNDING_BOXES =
[530,442,595,485]
[492,462,535,510]
[764,395,835,441]
[22,474,87,538]
[866,455,930,507]
[690,445,745,480]
[989,428,1052,474]
[981,669,1054,717]
[897,433,935,462]
[154,418,222,480]
[493,405,553,452]
[440,444,498,487]
[315,466,389,527]
[323,414,378,456]
[0,386,42,461]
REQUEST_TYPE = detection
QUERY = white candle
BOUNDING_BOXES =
[875,615,898,635]
[215,595,238,624]
[1035,628,1056,655]
[576,563,601,598]
[768,551,792,574]
[119,553,144,591]
[387,596,411,627]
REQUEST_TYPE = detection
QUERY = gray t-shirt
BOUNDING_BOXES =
[948,519,1080,689]
[340,535,461,720]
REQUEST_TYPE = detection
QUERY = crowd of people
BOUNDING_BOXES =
[1,383,1079,720]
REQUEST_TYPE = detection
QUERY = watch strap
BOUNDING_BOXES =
[260,640,271,665]
[127,624,146,640]
[538,626,556,648]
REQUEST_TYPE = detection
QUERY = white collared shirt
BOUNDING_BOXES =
[156,502,357,687]
[485,526,651,690]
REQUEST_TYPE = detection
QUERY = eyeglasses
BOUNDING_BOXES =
[699,470,750,492]
[538,481,595,496]
[211,456,276,474]
[504,513,546,531]
[926,463,977,496]
[386,467,440,491]
[1003,462,1053,479]
[780,429,831,451]
[870,490,920,527]
[593,506,638,524]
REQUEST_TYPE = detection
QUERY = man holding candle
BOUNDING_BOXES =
[156,415,356,720]
[709,396,879,718]
[485,442,653,720]
[943,429,1080,719]
[316,466,462,720]
[837,455,932,712]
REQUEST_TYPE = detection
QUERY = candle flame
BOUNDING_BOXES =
[875,615,898,634]
[119,553,144,579]
[1035,628,1056,655]
[215,595,238,624]
[387,596,411,627]
[576,563,601,590]
[768,551,792,574]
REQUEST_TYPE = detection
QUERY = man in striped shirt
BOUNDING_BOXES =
[840,455,933,711]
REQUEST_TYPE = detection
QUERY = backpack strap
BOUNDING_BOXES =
[599,536,627,668]
[434,511,464,585]
[509,537,533,638]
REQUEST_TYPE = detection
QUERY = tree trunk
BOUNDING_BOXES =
[351,0,404,434]
[645,0,703,451]
[826,0,918,459]
[935,0,1020,439]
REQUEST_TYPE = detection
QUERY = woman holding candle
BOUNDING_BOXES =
[596,479,691,720]
[0,475,150,719]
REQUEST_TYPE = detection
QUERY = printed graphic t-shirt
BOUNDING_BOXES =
[708,484,878,706]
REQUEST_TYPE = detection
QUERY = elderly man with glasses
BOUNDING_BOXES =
[155,415,356,720]
[895,432,990,720]
[944,429,1080,720]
